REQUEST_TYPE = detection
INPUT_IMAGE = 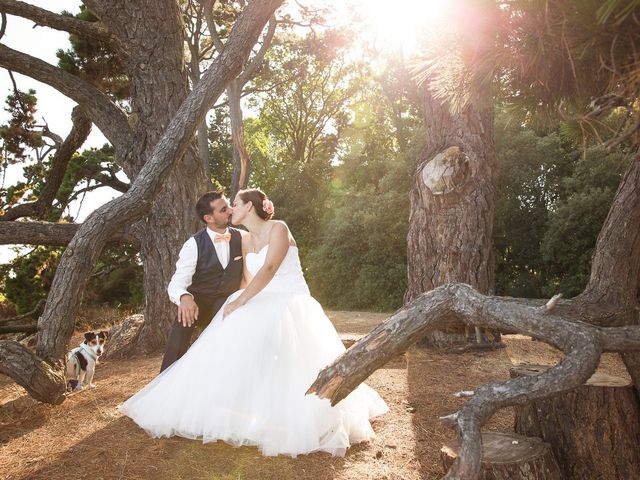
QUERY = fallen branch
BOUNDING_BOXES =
[307,283,640,480]
[0,298,44,326]
[0,324,37,334]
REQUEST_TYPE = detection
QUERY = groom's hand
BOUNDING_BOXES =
[178,295,198,327]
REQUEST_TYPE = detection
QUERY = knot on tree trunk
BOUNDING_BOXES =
[421,146,471,195]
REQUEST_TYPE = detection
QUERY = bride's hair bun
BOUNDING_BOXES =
[238,188,274,220]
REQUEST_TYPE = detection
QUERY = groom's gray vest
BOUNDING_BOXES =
[187,227,243,300]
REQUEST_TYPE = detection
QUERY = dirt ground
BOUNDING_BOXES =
[0,311,631,480]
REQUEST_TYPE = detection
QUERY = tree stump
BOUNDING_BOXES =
[510,364,640,480]
[102,314,144,360]
[441,431,562,479]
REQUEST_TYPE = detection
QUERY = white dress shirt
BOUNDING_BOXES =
[167,228,231,305]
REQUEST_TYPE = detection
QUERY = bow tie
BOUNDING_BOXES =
[213,232,231,243]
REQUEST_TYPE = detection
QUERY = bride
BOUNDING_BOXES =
[119,188,388,458]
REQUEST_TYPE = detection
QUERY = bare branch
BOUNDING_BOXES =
[544,293,563,311]
[0,299,44,326]
[202,0,225,52]
[89,172,129,193]
[0,221,138,248]
[238,14,276,85]
[0,0,116,45]
[0,12,6,40]
[0,44,133,151]
[0,324,37,333]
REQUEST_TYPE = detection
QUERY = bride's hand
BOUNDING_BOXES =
[223,300,243,319]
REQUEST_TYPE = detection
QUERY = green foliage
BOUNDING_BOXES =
[0,245,143,314]
[541,148,629,296]
[0,88,43,163]
[494,114,629,299]
[85,245,144,307]
[231,32,358,249]
[57,6,128,101]
[0,247,61,313]
[304,60,424,311]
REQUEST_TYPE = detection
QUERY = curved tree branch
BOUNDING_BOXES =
[1,106,92,222]
[0,44,133,151]
[88,172,129,193]
[0,0,117,45]
[306,283,640,480]
[238,14,277,85]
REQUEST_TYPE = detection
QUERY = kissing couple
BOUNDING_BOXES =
[119,188,388,458]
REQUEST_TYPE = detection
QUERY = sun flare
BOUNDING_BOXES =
[360,0,452,56]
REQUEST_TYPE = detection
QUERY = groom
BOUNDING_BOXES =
[160,191,244,372]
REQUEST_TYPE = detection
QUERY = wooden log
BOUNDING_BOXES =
[510,364,640,480]
[441,431,562,479]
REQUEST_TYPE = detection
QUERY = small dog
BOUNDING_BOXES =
[66,331,108,392]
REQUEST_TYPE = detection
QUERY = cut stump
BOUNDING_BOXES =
[510,363,640,480]
[441,431,562,479]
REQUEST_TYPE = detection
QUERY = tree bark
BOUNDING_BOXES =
[441,432,562,480]
[511,364,640,480]
[98,0,207,354]
[405,86,499,349]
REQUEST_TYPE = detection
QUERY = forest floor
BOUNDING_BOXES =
[0,309,631,480]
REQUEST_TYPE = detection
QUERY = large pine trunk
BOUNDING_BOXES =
[97,0,208,354]
[405,86,499,349]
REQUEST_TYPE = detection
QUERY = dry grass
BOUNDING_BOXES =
[0,312,630,480]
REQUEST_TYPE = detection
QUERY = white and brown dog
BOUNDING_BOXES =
[66,331,108,392]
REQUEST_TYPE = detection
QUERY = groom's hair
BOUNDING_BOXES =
[196,191,225,221]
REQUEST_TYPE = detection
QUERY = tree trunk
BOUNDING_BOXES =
[97,0,208,354]
[405,86,499,349]
[510,364,640,480]
[575,155,640,392]
[441,432,562,480]
[228,79,251,199]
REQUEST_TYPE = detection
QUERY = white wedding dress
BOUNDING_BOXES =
[119,245,388,457]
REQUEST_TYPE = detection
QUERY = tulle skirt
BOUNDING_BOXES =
[118,288,388,458]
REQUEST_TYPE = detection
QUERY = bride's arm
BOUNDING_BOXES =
[223,222,290,317]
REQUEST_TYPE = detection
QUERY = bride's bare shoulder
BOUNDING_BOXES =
[268,220,296,246]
